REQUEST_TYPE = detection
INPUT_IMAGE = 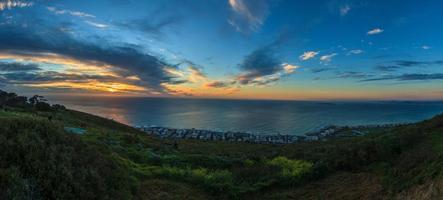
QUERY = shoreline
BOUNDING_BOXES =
[137,123,409,144]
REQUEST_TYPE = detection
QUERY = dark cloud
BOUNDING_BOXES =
[361,73,443,82]
[0,61,41,71]
[372,53,413,60]
[115,14,182,39]
[0,19,179,93]
[374,60,443,72]
[234,29,299,86]
[0,71,118,84]
[205,80,236,88]
[167,79,188,85]
[374,65,400,72]
[112,0,210,39]
[310,68,333,73]
[239,47,280,76]
[395,60,443,67]
[336,71,372,79]
[237,47,282,85]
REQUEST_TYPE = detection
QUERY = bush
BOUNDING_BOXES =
[35,101,52,111]
[267,156,313,179]
[52,104,66,110]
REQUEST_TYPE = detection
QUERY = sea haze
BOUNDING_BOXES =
[51,97,443,135]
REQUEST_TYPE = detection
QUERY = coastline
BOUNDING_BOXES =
[136,123,409,144]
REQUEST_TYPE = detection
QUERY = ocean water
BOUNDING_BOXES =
[51,96,443,135]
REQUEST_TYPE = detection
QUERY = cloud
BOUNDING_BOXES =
[232,30,301,86]
[361,73,443,82]
[395,60,443,67]
[163,65,208,84]
[46,7,106,29]
[374,60,443,72]
[283,63,298,74]
[310,68,333,73]
[187,66,206,83]
[336,71,372,79]
[205,80,236,88]
[85,20,109,29]
[46,6,95,18]
[167,79,188,85]
[228,0,269,33]
[340,5,351,16]
[0,0,32,11]
[164,67,185,78]
[0,67,151,94]
[422,45,431,50]
[245,74,281,86]
[374,65,400,72]
[299,51,319,61]
[0,70,150,93]
[236,47,298,86]
[0,71,117,83]
[367,28,383,35]
[238,47,280,76]
[0,61,41,71]
[347,49,363,55]
[236,47,281,85]
[115,14,182,39]
[0,20,187,94]
[320,53,338,62]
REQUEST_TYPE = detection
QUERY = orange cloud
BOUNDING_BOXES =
[0,52,116,76]
[23,80,147,93]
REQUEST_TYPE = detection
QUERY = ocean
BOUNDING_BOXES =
[50,96,443,135]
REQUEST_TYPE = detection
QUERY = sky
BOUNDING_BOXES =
[0,0,443,100]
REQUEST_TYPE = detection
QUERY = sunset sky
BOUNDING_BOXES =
[0,0,442,100]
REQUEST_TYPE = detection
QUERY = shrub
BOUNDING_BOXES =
[52,104,66,110]
[35,101,52,111]
[243,159,255,167]
[267,156,313,178]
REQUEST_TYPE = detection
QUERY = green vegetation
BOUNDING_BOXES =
[1,90,443,199]
[267,156,313,179]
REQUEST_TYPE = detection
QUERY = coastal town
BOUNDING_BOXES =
[137,123,407,144]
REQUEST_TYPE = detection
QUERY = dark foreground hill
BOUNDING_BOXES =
[1,91,443,199]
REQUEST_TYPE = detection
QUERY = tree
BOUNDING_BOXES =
[0,90,9,106]
[52,104,66,111]
[7,96,28,108]
[29,95,46,106]
[0,90,27,107]
[35,102,51,111]
[28,95,52,111]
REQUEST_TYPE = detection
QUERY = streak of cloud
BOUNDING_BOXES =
[0,0,32,11]
[299,51,319,60]
[46,6,95,18]
[340,5,350,16]
[320,53,338,62]
[367,28,383,35]
[228,0,269,34]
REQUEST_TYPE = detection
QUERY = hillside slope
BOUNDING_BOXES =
[1,104,443,199]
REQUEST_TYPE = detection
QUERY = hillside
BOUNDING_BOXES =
[1,92,443,199]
